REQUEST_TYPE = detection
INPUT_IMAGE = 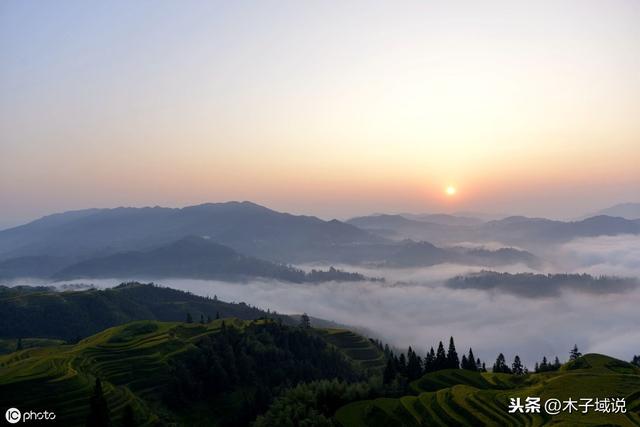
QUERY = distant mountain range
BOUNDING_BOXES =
[587,202,640,220]
[1,201,638,281]
[347,212,640,248]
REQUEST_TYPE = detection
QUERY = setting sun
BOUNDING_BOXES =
[446,186,457,196]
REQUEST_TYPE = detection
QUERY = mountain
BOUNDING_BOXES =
[349,213,640,248]
[479,215,640,246]
[0,201,384,263]
[588,202,640,220]
[337,353,640,426]
[51,236,371,283]
[401,213,484,226]
[446,271,638,298]
[347,214,473,243]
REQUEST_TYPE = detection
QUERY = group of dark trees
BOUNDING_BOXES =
[381,337,488,387]
[166,320,362,426]
[534,356,562,373]
[381,338,588,386]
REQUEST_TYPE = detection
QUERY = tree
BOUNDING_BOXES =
[383,358,396,385]
[435,341,447,371]
[86,378,111,427]
[200,314,205,324]
[512,355,524,375]
[207,315,212,323]
[462,348,477,371]
[406,347,423,381]
[300,313,311,329]
[186,312,193,324]
[570,345,582,361]
[446,337,460,369]
[16,338,23,351]
[492,353,511,374]
[632,355,640,367]
[216,311,220,320]
[424,347,435,373]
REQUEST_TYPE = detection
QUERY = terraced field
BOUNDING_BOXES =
[0,319,382,426]
[336,354,640,426]
[317,328,386,371]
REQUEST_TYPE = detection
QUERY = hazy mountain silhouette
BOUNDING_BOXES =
[53,236,371,283]
[586,202,640,220]
[348,213,640,247]
[0,201,383,263]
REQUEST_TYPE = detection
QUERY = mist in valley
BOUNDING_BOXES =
[21,233,639,368]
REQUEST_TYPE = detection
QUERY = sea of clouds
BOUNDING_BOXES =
[16,234,640,368]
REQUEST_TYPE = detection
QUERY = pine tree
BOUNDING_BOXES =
[86,378,111,427]
[16,338,23,351]
[186,312,193,323]
[435,341,447,371]
[492,353,511,374]
[216,311,220,320]
[540,356,548,371]
[200,314,205,324]
[207,315,212,323]
[398,353,407,375]
[406,347,423,381]
[383,358,396,384]
[446,337,460,369]
[424,347,435,373]
[468,348,477,371]
[512,355,524,375]
[570,345,582,361]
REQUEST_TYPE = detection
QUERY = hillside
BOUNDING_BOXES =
[0,282,293,341]
[0,319,385,426]
[336,354,640,426]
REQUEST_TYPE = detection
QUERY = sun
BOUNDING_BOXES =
[445,186,457,196]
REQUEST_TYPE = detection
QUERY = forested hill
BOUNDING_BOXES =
[0,282,293,341]
[0,319,384,427]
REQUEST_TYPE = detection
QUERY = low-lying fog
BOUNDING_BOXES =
[11,234,640,368]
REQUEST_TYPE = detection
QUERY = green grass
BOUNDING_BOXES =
[0,338,66,355]
[336,354,640,427]
[0,319,382,426]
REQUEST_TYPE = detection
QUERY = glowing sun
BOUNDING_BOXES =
[445,186,457,196]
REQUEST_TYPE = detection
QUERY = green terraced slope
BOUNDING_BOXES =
[317,328,386,371]
[0,319,381,426]
[336,354,640,427]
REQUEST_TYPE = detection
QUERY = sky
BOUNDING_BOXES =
[1,0,639,228]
